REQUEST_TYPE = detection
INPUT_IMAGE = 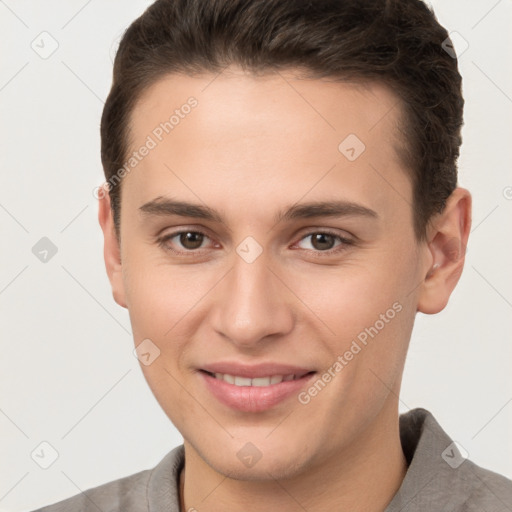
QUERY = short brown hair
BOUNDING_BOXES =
[101,0,464,241]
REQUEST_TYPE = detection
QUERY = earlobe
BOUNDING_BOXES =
[417,188,472,315]
[97,185,128,309]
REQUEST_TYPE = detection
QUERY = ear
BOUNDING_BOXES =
[97,185,128,309]
[417,187,472,314]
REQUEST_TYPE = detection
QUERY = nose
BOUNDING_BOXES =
[210,249,294,350]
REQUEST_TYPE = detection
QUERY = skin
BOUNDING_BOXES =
[98,66,471,511]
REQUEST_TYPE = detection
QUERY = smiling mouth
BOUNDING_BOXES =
[200,370,316,387]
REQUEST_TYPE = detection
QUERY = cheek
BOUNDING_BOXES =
[121,249,212,404]
[122,253,196,418]
[289,263,404,331]
[287,254,416,378]
[121,247,205,337]
[138,358,193,430]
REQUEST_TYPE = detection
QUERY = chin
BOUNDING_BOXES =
[195,437,314,482]
[215,457,308,482]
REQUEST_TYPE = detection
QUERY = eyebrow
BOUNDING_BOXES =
[138,196,378,226]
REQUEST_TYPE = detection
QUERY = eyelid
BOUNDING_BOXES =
[291,228,355,254]
[156,227,216,254]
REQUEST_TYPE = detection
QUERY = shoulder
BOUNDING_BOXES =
[388,408,512,511]
[457,459,512,511]
[28,467,152,512]
[28,445,184,512]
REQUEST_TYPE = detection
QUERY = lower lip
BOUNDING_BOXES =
[200,371,316,412]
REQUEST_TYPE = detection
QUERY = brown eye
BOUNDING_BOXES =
[179,231,205,250]
[157,230,212,253]
[298,232,340,251]
[294,231,354,256]
[310,233,337,251]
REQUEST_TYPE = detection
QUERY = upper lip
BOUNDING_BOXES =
[200,362,315,379]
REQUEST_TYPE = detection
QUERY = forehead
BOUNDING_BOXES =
[123,66,412,226]
[130,67,404,152]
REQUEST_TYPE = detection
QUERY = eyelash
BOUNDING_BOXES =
[156,229,355,257]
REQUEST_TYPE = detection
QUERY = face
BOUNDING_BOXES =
[102,67,434,480]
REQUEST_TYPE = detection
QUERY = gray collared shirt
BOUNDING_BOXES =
[32,408,512,511]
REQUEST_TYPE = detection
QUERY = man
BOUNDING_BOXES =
[33,0,512,510]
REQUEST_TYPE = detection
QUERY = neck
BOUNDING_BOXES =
[179,402,407,512]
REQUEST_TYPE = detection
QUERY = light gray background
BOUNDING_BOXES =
[1,1,511,510]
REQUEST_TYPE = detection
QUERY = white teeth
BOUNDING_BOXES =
[270,375,284,384]
[234,376,252,386]
[211,372,298,386]
[252,377,271,386]
[223,373,235,384]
